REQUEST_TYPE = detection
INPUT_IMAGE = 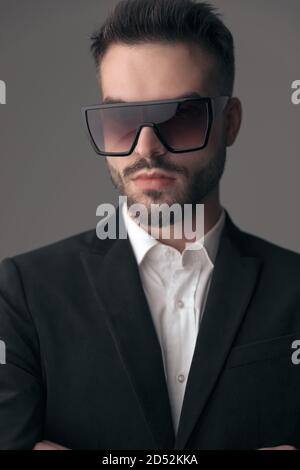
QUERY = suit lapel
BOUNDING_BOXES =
[80,205,175,449]
[174,212,262,449]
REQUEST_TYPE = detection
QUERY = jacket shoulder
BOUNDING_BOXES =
[225,212,299,262]
[241,229,300,264]
[11,228,96,261]
[230,221,300,287]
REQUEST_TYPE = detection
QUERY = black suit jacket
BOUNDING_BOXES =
[0,207,300,450]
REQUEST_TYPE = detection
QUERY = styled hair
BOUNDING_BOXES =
[90,0,235,96]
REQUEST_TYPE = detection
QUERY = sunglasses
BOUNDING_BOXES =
[81,95,229,157]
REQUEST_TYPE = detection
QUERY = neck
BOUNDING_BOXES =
[141,186,223,254]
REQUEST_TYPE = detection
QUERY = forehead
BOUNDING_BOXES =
[99,42,218,101]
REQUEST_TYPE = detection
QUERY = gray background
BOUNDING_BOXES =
[0,0,299,260]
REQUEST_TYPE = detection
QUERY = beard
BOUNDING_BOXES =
[105,146,226,227]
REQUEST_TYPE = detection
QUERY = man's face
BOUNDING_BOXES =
[99,42,229,212]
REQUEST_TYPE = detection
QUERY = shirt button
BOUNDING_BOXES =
[178,374,185,383]
[176,299,185,309]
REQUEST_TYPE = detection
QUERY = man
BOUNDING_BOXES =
[0,0,299,451]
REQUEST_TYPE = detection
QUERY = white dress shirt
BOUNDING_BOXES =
[121,201,226,434]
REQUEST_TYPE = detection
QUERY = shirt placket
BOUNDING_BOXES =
[163,256,198,432]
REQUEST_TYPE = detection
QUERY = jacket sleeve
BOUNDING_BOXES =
[0,257,44,449]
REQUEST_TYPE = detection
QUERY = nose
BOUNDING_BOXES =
[133,124,167,157]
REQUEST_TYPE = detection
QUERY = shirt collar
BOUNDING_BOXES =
[121,200,225,266]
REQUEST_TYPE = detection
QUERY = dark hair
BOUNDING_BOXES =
[90,0,235,96]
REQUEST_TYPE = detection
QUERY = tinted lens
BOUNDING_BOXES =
[86,105,144,154]
[157,100,209,151]
[85,99,209,154]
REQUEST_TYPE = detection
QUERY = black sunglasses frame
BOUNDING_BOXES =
[81,96,229,157]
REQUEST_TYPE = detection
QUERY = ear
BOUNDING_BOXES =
[225,97,242,147]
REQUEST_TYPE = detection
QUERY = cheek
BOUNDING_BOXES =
[170,154,206,176]
[208,121,225,149]
[107,157,127,175]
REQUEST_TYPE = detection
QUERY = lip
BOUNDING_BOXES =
[132,171,176,180]
[132,172,176,189]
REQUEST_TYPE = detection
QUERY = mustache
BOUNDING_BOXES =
[122,157,188,179]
